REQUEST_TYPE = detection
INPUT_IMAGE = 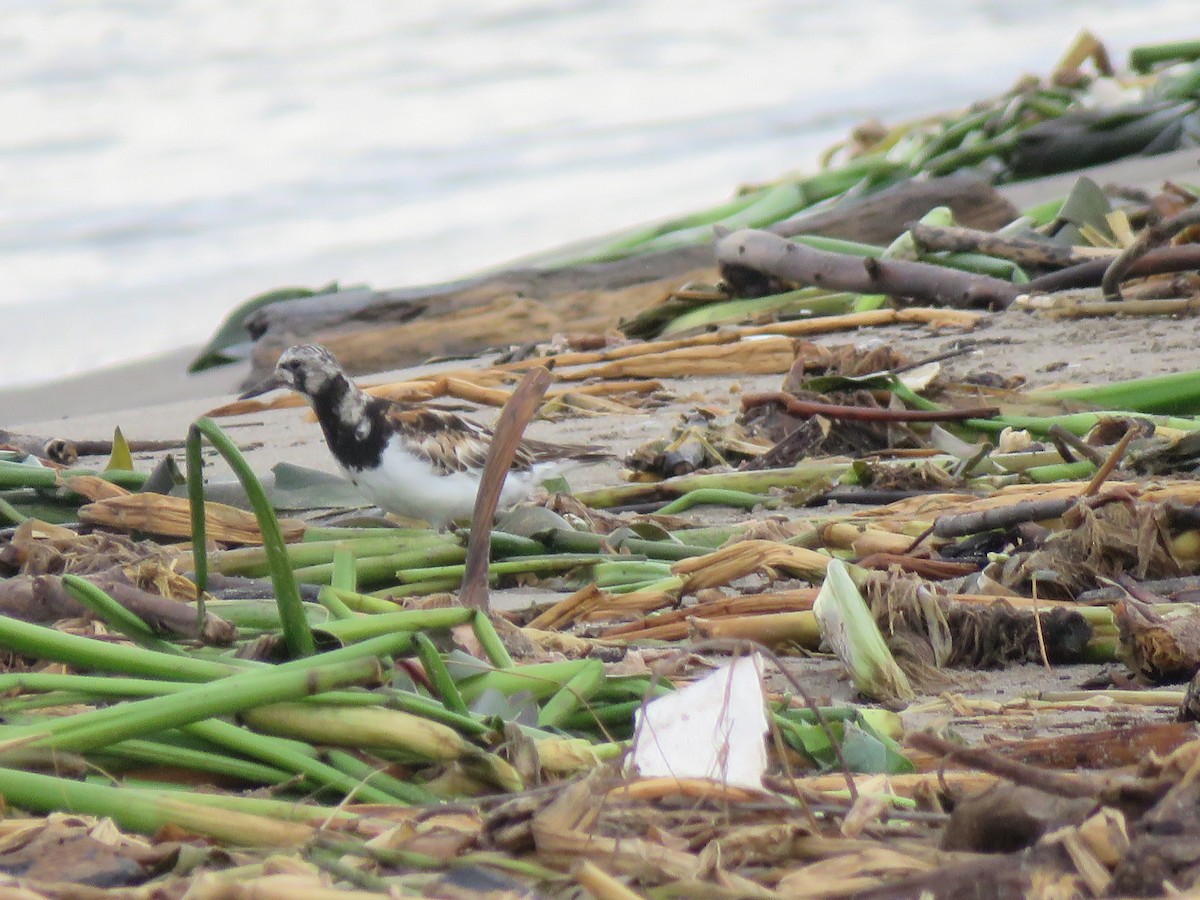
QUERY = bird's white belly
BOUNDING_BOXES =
[343,441,540,528]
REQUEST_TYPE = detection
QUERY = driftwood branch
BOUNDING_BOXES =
[907,221,1111,269]
[1102,206,1200,300]
[907,731,1105,799]
[1028,244,1200,293]
[933,497,1077,539]
[0,568,235,643]
[714,228,1023,310]
[0,429,185,466]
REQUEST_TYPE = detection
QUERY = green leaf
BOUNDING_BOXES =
[105,427,133,472]
[1048,176,1113,245]
[188,283,339,373]
[840,723,914,774]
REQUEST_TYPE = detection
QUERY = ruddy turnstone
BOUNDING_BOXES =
[242,344,605,529]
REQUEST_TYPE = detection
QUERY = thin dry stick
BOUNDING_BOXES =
[1083,428,1136,498]
[1031,576,1051,672]
[907,731,1104,799]
[459,366,555,611]
[741,391,999,423]
[1047,424,1106,467]
[1102,206,1200,301]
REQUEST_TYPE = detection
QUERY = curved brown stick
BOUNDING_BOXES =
[1102,206,1200,300]
[741,390,999,422]
[714,227,1023,310]
[1028,244,1200,293]
[460,366,554,612]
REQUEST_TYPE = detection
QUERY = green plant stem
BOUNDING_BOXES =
[656,489,771,514]
[61,575,185,655]
[188,417,315,657]
[317,607,475,643]
[395,553,608,586]
[331,544,357,592]
[316,586,358,621]
[471,613,515,669]
[575,463,849,509]
[0,616,236,681]
[457,660,601,704]
[537,660,606,728]
[96,737,295,785]
[292,545,467,586]
[412,633,470,716]
[321,586,404,613]
[182,718,398,805]
[0,657,382,754]
[0,767,313,845]
[321,749,441,805]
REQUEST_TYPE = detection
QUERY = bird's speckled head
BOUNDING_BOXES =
[274,344,346,397]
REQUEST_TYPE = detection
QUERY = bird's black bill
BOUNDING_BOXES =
[238,372,288,400]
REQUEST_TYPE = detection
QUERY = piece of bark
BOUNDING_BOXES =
[914,722,1197,771]
[1114,594,1200,682]
[242,271,715,389]
[0,569,235,643]
[0,429,184,465]
[715,227,1024,309]
[742,390,999,423]
[0,429,78,465]
[941,784,1096,853]
[933,498,1077,538]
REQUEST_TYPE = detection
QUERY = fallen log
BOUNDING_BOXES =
[228,177,1016,386]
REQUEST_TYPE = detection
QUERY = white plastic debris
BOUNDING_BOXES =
[628,653,768,790]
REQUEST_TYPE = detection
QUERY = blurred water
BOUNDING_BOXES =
[1,0,1196,386]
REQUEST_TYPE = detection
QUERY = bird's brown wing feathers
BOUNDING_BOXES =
[384,407,540,475]
[519,436,611,464]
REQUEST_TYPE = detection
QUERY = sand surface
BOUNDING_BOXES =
[3,148,1200,741]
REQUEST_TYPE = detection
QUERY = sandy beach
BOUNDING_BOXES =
[2,137,1200,896]
[4,148,1196,435]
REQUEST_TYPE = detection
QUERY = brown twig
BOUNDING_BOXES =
[1083,427,1136,497]
[714,227,1023,310]
[1029,244,1200,293]
[741,390,999,423]
[908,221,1108,269]
[1046,424,1106,467]
[459,366,554,612]
[1102,206,1200,300]
[906,731,1104,799]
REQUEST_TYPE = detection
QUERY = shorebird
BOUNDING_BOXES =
[241,344,605,529]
